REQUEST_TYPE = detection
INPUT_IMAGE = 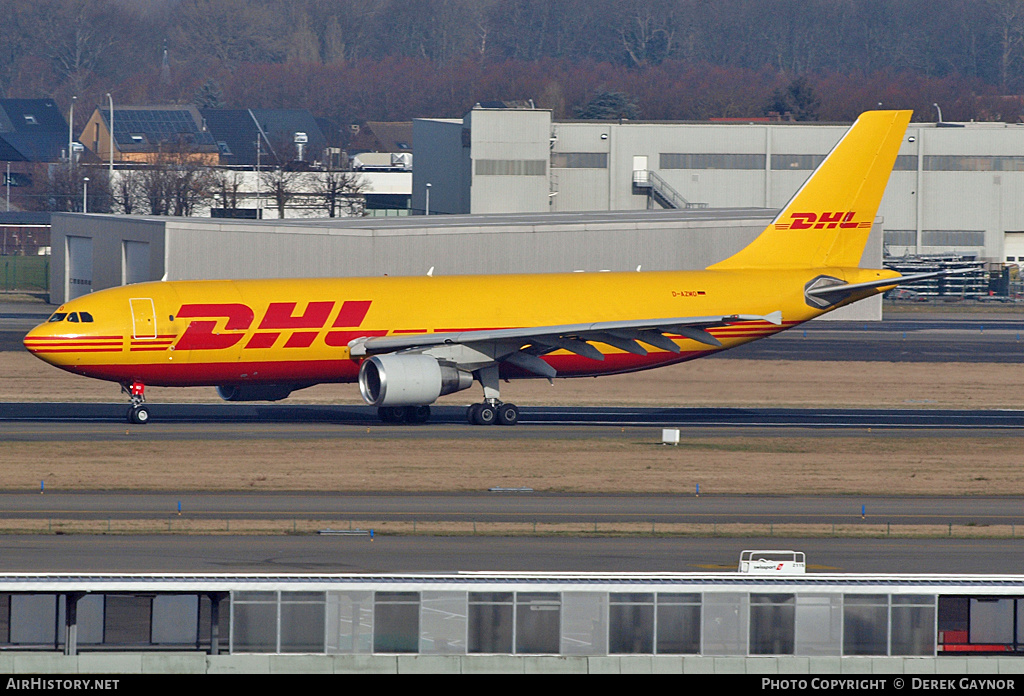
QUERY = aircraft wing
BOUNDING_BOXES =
[348,311,782,378]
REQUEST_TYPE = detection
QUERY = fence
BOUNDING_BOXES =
[1,255,49,292]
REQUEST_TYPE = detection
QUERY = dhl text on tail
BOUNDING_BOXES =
[24,110,938,426]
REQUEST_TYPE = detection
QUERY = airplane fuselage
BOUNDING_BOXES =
[24,265,893,389]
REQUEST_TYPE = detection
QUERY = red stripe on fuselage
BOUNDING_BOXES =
[67,347,716,386]
[70,359,363,386]
[29,348,123,354]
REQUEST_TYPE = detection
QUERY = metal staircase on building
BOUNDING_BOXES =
[632,169,707,210]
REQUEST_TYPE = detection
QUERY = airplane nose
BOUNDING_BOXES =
[23,323,55,360]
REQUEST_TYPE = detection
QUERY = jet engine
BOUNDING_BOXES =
[358,354,473,406]
[216,384,296,402]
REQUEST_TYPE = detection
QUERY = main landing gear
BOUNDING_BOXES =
[376,405,431,424]
[466,365,520,426]
[467,401,519,426]
[122,381,150,425]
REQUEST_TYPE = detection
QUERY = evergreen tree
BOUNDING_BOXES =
[573,90,640,120]
[194,78,225,109]
[767,77,821,121]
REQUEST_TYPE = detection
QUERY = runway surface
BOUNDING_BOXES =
[0,491,1022,526]
[2,402,1024,429]
[0,535,1021,574]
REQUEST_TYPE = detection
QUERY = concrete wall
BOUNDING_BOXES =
[49,214,166,306]
[411,118,467,216]
[465,109,552,214]
[46,210,882,319]
[162,216,774,281]
[2,653,1023,674]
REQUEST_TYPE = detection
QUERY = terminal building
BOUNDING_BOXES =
[3,571,1024,673]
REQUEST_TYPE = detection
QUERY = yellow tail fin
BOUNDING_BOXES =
[708,110,912,270]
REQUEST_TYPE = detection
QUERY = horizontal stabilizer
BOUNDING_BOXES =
[805,269,975,300]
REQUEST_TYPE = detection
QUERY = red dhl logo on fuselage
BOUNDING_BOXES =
[168,301,790,352]
[174,300,385,351]
[774,212,871,230]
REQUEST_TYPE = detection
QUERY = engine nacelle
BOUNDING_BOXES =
[358,354,473,406]
[216,384,295,402]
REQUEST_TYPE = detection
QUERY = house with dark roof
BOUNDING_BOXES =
[79,105,219,165]
[349,121,413,154]
[0,99,71,162]
[200,109,327,167]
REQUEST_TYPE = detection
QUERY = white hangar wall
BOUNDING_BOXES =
[48,209,882,320]
[418,107,1024,263]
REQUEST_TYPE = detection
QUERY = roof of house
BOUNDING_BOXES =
[200,108,327,166]
[100,105,218,153]
[350,121,413,154]
[0,99,70,162]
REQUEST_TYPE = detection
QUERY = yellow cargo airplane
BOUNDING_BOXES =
[26,110,935,426]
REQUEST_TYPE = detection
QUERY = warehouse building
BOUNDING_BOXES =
[54,210,782,303]
[48,208,884,321]
[414,106,1024,264]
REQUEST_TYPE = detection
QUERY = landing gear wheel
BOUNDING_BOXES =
[469,403,497,426]
[127,405,150,425]
[378,406,404,423]
[496,403,520,426]
[408,405,431,424]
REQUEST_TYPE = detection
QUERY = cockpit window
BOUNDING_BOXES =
[45,311,93,323]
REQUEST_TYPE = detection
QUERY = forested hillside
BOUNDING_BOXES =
[5,0,1024,141]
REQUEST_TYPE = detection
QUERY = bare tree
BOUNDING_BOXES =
[111,168,143,215]
[315,170,366,217]
[32,164,111,213]
[988,0,1024,91]
[135,145,216,216]
[261,168,300,219]
[617,1,676,67]
[168,160,215,216]
[211,169,246,210]
[138,164,174,215]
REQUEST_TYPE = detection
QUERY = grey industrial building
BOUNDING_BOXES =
[414,107,1024,263]
[49,208,884,321]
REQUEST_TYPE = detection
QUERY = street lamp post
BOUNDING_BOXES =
[106,93,114,180]
[68,96,76,174]
[82,177,89,214]
[255,133,262,215]
[425,182,431,216]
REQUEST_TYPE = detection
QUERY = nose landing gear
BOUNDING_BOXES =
[122,381,150,425]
